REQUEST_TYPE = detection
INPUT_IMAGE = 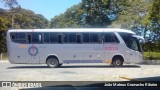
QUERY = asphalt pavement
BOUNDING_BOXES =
[0,60,160,90]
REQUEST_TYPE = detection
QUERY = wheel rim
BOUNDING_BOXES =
[48,59,57,67]
[116,60,121,66]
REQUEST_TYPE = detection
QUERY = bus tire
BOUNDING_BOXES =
[47,57,59,68]
[112,57,123,67]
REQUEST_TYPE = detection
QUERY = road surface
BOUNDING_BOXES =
[0,61,160,90]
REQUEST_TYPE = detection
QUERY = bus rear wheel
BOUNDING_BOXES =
[112,57,123,67]
[47,57,59,68]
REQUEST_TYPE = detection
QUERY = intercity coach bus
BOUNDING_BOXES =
[7,28,144,68]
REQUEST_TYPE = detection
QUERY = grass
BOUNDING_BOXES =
[143,52,160,60]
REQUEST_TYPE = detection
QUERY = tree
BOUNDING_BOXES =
[81,0,114,27]
[0,0,19,9]
[0,16,10,53]
[50,0,117,28]
[143,0,160,40]
[0,8,49,53]
[50,4,82,28]
[111,0,148,28]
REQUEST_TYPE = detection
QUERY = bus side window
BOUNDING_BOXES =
[63,33,69,43]
[69,33,76,43]
[10,33,26,43]
[104,32,119,43]
[76,34,82,43]
[43,33,50,44]
[32,33,39,43]
[90,33,99,43]
[11,34,15,40]
[58,35,63,43]
[83,33,89,43]
[113,34,119,43]
[50,33,58,43]
[27,34,31,44]
[18,33,27,43]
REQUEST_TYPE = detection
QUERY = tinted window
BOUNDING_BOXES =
[118,32,133,48]
[83,33,89,43]
[58,35,63,43]
[63,33,69,43]
[76,34,82,43]
[27,34,31,43]
[90,33,99,43]
[104,32,119,43]
[69,33,76,43]
[50,33,58,43]
[27,33,42,44]
[44,33,50,43]
[129,38,139,51]
[32,33,40,43]
[10,33,26,43]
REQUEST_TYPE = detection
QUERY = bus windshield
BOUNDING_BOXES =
[126,37,141,52]
[118,32,142,52]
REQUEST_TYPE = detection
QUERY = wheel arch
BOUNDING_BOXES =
[112,54,124,63]
[45,54,59,63]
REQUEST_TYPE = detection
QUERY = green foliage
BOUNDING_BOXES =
[51,0,118,28]
[144,52,160,60]
[13,8,49,29]
[111,0,149,29]
[50,4,82,28]
[143,0,160,36]
[0,8,49,53]
[0,8,49,29]
[0,16,10,53]
[81,0,112,27]
[51,0,150,29]
[143,42,160,52]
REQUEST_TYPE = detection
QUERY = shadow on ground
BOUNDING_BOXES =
[7,65,140,69]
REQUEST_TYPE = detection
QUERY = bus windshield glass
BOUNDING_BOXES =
[118,32,142,52]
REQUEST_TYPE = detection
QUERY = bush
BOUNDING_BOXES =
[143,41,160,52]
[144,52,160,60]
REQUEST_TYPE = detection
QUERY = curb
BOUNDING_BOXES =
[141,60,160,65]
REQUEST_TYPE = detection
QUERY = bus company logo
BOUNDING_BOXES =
[28,46,39,56]
[2,82,11,87]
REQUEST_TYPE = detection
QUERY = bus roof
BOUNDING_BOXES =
[8,28,135,34]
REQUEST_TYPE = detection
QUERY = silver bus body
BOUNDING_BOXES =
[6,28,143,67]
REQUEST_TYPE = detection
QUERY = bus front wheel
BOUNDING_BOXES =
[112,57,123,67]
[47,57,59,68]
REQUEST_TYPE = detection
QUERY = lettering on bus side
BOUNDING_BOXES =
[104,46,118,51]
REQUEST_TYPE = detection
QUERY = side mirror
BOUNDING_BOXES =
[132,35,145,44]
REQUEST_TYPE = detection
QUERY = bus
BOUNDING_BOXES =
[6,28,144,68]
